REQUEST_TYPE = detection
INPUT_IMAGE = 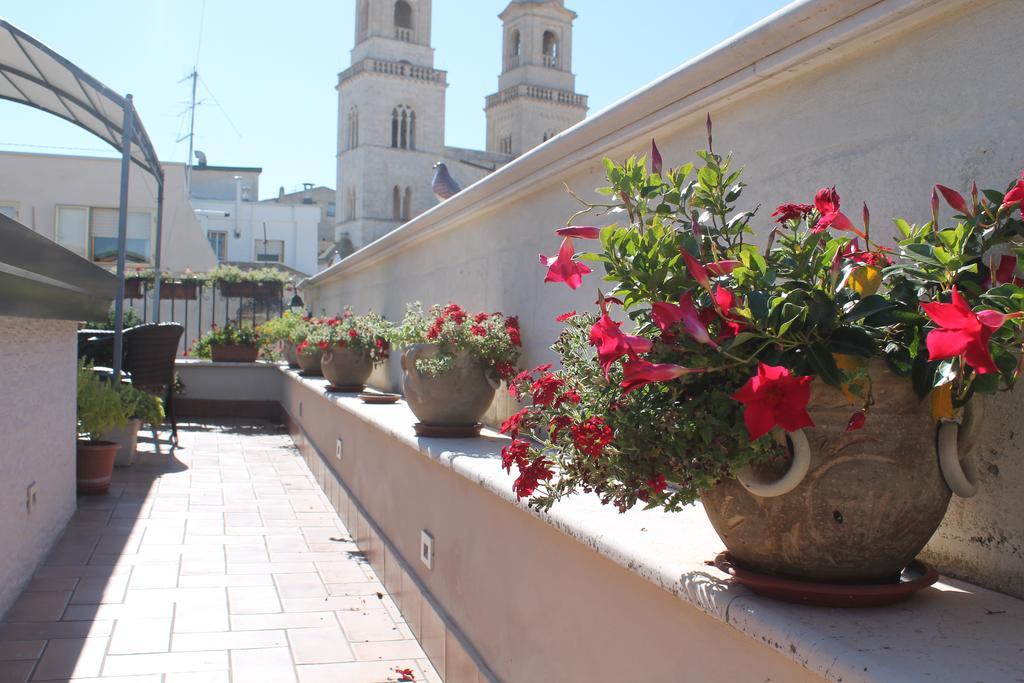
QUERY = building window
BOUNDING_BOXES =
[208,231,227,260]
[506,29,521,69]
[542,30,559,68]
[403,187,412,221]
[347,107,359,149]
[0,202,17,220]
[327,202,336,218]
[500,134,513,155]
[391,105,416,150]
[56,206,88,256]
[57,206,153,263]
[255,239,285,263]
[394,0,413,41]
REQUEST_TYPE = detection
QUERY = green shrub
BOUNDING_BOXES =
[77,362,129,440]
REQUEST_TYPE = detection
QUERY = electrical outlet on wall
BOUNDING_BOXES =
[26,482,37,513]
[420,529,434,570]
[335,437,343,460]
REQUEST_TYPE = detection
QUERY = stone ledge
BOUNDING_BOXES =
[277,364,1024,683]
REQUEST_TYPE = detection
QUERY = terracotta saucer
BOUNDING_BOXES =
[326,384,365,394]
[359,393,402,405]
[712,552,939,608]
[413,423,482,438]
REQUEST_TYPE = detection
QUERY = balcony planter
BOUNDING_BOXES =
[105,419,142,467]
[699,365,973,584]
[296,346,324,376]
[123,278,144,299]
[210,343,260,363]
[401,344,498,428]
[159,281,198,300]
[322,346,373,391]
[76,440,119,494]
[218,280,282,300]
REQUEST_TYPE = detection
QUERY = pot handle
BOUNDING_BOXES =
[485,369,502,391]
[938,417,979,498]
[401,344,424,373]
[734,429,811,498]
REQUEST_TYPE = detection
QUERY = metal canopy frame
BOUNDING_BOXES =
[0,17,166,378]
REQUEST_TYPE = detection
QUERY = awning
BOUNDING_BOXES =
[0,17,161,178]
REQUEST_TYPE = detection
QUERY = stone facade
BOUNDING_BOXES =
[335,0,586,252]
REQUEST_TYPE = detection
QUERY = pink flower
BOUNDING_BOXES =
[589,313,653,378]
[556,226,601,239]
[921,286,1019,375]
[652,293,717,348]
[812,187,865,238]
[540,238,592,290]
[731,363,815,440]
[650,139,663,176]
[619,358,703,394]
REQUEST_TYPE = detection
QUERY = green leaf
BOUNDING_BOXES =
[842,295,896,323]
[894,218,913,238]
[828,327,877,357]
[804,343,844,387]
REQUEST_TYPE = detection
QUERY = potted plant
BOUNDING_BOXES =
[77,362,129,494]
[498,133,1024,598]
[391,303,521,435]
[159,268,200,300]
[105,386,165,467]
[123,266,154,299]
[209,265,288,299]
[314,310,392,391]
[190,323,262,362]
[259,311,306,368]
[294,317,328,376]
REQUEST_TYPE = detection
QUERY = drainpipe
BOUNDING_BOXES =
[233,176,242,243]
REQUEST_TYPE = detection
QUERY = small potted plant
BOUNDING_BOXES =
[105,386,165,467]
[159,268,200,300]
[500,132,1024,603]
[123,266,154,299]
[190,323,262,362]
[315,310,392,391]
[294,317,328,376]
[259,311,306,368]
[391,303,521,435]
[77,362,129,494]
[209,265,288,299]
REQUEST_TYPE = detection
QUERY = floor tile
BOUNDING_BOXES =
[107,617,172,655]
[287,626,354,665]
[229,647,296,683]
[33,636,108,680]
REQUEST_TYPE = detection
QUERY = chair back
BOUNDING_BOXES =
[123,323,184,390]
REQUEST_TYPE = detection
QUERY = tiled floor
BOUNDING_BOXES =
[0,421,438,683]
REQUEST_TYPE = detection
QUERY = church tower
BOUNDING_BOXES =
[336,0,448,251]
[485,1,587,157]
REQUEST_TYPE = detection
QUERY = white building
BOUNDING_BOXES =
[190,164,320,276]
[335,0,587,251]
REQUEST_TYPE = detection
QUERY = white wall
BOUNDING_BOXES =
[303,0,1024,598]
[0,317,77,617]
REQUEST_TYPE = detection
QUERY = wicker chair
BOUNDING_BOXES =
[123,323,184,446]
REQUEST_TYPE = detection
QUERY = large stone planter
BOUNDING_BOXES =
[401,344,497,426]
[76,440,119,494]
[701,365,967,583]
[296,348,324,376]
[105,419,142,467]
[322,346,373,391]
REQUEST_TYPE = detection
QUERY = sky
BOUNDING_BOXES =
[1,1,794,200]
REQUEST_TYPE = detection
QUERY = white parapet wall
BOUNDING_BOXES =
[303,0,1024,598]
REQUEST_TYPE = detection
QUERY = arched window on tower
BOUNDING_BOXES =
[402,187,412,221]
[391,105,415,150]
[392,186,402,221]
[394,1,413,41]
[542,30,559,69]
[507,29,521,69]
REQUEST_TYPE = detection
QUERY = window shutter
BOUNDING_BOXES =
[56,207,88,256]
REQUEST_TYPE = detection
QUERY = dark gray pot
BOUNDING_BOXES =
[401,344,497,426]
[296,348,324,376]
[322,346,373,389]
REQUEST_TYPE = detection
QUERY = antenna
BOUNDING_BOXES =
[183,69,198,195]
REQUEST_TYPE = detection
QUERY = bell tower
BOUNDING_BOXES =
[336,0,448,251]
[485,1,587,157]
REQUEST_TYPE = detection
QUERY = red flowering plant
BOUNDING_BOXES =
[302,309,392,364]
[389,303,522,379]
[502,125,1024,513]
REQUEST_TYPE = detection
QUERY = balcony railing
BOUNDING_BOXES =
[395,27,412,42]
[339,59,447,85]
[542,55,559,69]
[485,84,588,109]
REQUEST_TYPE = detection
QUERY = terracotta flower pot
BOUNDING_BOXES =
[105,419,142,467]
[76,440,119,494]
[322,346,373,391]
[159,281,198,300]
[123,279,144,299]
[401,344,497,426]
[210,344,260,363]
[281,342,300,369]
[296,348,324,376]
[700,365,961,584]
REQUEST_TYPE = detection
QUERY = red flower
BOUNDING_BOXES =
[650,138,663,176]
[846,411,867,433]
[395,667,416,682]
[555,226,601,239]
[348,328,358,338]
[500,408,531,438]
[921,286,1019,375]
[990,255,1024,287]
[442,304,467,324]
[296,340,309,354]
[540,237,592,290]
[474,312,491,323]
[620,358,702,394]
[558,389,581,405]
[935,184,970,216]
[698,286,746,340]
[555,311,577,322]
[494,361,516,380]
[1001,174,1024,212]
[646,474,668,494]
[731,363,815,440]
[317,341,329,351]
[652,293,717,348]
[512,458,553,499]
[531,373,566,406]
[471,325,487,337]
[706,260,741,276]
[500,438,531,473]
[549,415,573,438]
[570,417,614,458]
[505,316,522,346]
[771,203,814,223]
[680,249,712,291]
[812,187,865,238]
[589,313,653,378]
